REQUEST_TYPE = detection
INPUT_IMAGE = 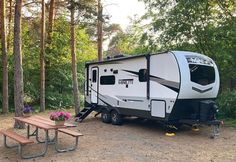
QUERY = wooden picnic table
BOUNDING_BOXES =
[14,115,75,129]
[10,115,77,159]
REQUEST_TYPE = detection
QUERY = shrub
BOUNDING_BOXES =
[217,90,236,118]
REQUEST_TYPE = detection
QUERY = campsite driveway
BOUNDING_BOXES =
[0,113,236,162]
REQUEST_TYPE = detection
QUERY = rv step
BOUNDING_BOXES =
[75,106,96,122]
[80,107,91,112]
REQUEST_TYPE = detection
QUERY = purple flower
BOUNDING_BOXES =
[23,105,34,113]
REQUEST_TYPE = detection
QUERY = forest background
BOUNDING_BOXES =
[0,0,236,124]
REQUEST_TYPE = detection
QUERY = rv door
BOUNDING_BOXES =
[91,67,98,104]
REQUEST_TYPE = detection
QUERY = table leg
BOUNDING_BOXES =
[27,125,30,139]
[27,124,38,139]
[3,135,18,148]
[19,129,49,159]
[35,128,56,144]
[36,128,45,143]
[54,130,79,153]
[26,125,56,144]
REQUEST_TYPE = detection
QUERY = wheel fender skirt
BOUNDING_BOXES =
[109,107,121,114]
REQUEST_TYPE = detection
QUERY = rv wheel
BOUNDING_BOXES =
[111,110,123,125]
[101,109,111,123]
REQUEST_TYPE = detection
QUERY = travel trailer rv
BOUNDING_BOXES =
[76,51,221,137]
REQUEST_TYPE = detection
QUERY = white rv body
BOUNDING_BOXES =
[81,51,220,125]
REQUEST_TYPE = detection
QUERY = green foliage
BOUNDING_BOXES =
[44,17,96,109]
[0,16,96,111]
[153,0,236,118]
[46,91,73,109]
[107,18,152,56]
[140,0,236,90]
[217,90,236,118]
[222,118,236,128]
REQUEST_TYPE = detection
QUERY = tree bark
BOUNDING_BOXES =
[70,5,80,115]
[40,0,46,112]
[1,0,9,114]
[47,0,55,44]
[97,0,103,61]
[13,0,24,129]
[7,0,12,51]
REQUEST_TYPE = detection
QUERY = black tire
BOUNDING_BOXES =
[111,110,123,125]
[101,109,111,123]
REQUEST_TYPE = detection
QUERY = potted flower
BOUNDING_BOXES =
[23,105,34,117]
[49,111,71,126]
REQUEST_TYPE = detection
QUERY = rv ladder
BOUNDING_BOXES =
[75,106,96,122]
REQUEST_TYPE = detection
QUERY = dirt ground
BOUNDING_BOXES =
[0,112,236,162]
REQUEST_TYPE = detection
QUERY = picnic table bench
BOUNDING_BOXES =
[0,129,34,159]
[56,128,83,152]
[0,115,83,159]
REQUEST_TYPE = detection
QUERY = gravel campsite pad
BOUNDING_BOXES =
[0,113,236,162]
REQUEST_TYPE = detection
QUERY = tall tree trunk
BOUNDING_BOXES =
[47,0,55,44]
[97,0,103,61]
[70,5,80,115]
[7,0,12,51]
[13,0,24,129]
[40,0,46,112]
[1,0,9,113]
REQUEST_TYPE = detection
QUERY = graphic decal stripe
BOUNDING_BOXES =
[122,69,180,93]
[149,75,180,93]
[89,86,114,106]
[122,70,139,75]
[89,86,107,99]
[99,98,113,107]
[192,87,213,93]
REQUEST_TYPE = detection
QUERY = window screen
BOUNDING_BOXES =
[92,70,97,82]
[189,64,215,85]
[100,75,115,85]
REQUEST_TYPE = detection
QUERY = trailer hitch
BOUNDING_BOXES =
[209,120,223,139]
[210,124,220,139]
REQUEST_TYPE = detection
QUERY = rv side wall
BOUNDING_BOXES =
[87,57,150,112]
[149,53,180,118]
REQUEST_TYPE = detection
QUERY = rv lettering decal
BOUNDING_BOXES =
[185,55,213,66]
[118,79,134,85]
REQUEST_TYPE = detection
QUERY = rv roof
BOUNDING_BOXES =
[86,51,168,66]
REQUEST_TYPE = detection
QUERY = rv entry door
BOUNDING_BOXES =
[91,67,98,104]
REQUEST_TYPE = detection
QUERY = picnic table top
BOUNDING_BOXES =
[14,115,76,130]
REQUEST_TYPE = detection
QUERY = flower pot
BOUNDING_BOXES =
[23,112,32,117]
[55,120,65,126]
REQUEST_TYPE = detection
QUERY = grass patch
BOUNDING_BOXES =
[220,118,236,127]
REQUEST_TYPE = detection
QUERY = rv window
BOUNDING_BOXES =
[189,64,215,85]
[92,70,97,82]
[100,75,115,85]
[139,69,148,82]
